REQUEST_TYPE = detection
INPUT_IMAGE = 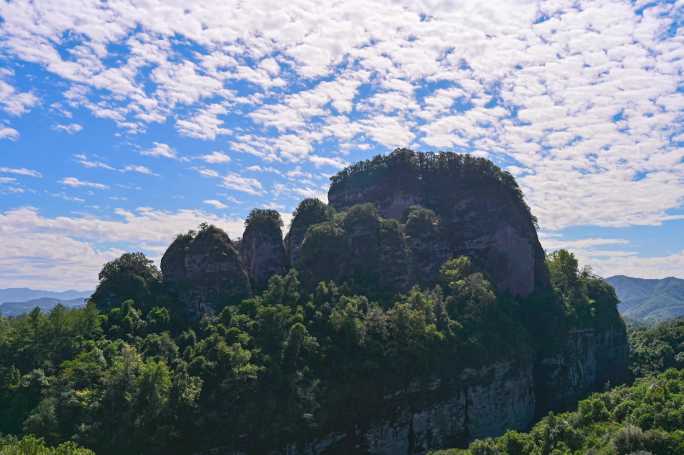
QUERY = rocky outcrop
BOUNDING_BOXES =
[281,326,627,455]
[161,225,251,319]
[328,149,548,297]
[240,209,288,291]
[535,327,630,414]
[286,359,536,454]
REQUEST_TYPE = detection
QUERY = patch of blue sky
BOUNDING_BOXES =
[557,218,684,259]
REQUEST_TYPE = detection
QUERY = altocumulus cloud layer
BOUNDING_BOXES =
[0,0,683,289]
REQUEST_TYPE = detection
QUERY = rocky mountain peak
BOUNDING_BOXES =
[240,209,288,291]
[328,148,549,296]
[162,149,551,318]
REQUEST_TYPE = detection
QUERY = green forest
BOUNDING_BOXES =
[0,234,658,454]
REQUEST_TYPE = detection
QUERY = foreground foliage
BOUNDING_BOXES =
[0,247,621,454]
[628,318,684,377]
[434,368,684,455]
[0,260,528,454]
[0,435,93,454]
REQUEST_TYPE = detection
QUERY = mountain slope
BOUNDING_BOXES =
[0,288,91,304]
[0,297,87,317]
[607,275,684,323]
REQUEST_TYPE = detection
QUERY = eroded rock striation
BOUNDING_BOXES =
[536,327,629,414]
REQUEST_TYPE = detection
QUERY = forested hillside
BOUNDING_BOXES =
[608,276,684,323]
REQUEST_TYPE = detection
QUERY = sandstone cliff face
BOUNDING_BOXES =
[535,327,630,414]
[160,226,251,319]
[286,359,536,454]
[328,149,548,297]
[281,326,627,455]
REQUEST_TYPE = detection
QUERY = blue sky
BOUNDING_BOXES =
[0,0,683,290]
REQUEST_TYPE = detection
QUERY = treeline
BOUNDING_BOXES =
[0,435,93,454]
[0,248,618,454]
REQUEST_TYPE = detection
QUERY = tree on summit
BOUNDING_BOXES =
[91,252,161,312]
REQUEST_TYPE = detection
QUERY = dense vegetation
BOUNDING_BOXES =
[0,251,536,454]
[546,250,623,330]
[0,243,612,454]
[628,318,684,377]
[0,435,93,454]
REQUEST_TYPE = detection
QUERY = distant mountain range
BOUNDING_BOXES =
[3,276,683,323]
[0,288,91,317]
[607,275,684,323]
[0,297,88,317]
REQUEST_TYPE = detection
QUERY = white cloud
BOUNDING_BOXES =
[176,104,230,140]
[247,165,281,175]
[222,173,264,196]
[54,123,83,134]
[203,199,227,209]
[0,125,19,141]
[141,142,177,159]
[123,165,156,176]
[60,177,109,190]
[0,78,38,115]
[194,166,265,196]
[75,154,117,171]
[194,167,220,178]
[308,155,347,169]
[200,151,231,164]
[0,167,42,178]
[52,192,85,203]
[75,154,157,176]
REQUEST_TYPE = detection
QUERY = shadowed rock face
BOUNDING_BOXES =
[535,327,630,415]
[328,148,549,297]
[282,359,536,454]
[240,210,288,291]
[160,226,251,319]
